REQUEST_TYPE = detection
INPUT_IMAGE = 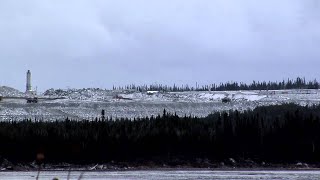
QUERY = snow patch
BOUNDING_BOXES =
[0,86,24,97]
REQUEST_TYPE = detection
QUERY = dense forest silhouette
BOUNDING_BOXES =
[113,77,319,92]
[1,103,320,165]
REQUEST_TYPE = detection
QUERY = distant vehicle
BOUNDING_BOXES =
[113,95,133,100]
[222,97,231,103]
[26,97,38,103]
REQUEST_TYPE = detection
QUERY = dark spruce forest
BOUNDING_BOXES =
[113,77,319,92]
[1,103,320,166]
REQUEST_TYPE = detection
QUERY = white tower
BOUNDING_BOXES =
[26,70,32,93]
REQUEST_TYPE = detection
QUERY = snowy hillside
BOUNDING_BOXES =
[43,88,269,103]
[0,87,320,121]
[0,86,25,97]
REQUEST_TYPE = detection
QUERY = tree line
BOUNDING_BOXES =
[113,77,319,92]
[1,103,320,164]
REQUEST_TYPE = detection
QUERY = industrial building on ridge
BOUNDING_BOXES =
[0,70,64,103]
[26,70,37,96]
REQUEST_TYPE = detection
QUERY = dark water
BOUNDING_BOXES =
[0,170,320,180]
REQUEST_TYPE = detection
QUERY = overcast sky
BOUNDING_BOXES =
[0,0,319,91]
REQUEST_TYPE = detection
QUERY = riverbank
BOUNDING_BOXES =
[1,157,319,171]
[2,170,320,180]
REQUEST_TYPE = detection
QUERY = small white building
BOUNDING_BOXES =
[147,91,159,95]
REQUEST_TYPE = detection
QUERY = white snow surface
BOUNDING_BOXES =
[0,86,25,97]
[1,170,320,180]
[0,87,320,121]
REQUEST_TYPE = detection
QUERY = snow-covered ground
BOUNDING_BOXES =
[1,87,320,121]
[0,86,25,97]
[1,170,320,180]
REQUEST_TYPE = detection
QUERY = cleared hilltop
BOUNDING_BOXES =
[0,86,320,121]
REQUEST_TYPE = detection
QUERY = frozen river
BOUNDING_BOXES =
[1,170,320,180]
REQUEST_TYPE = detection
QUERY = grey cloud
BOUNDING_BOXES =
[0,0,319,91]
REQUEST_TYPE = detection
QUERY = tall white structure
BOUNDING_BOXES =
[26,70,32,93]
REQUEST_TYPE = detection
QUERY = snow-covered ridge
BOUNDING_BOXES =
[42,88,268,103]
[43,88,116,101]
[0,87,320,121]
[0,86,25,97]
